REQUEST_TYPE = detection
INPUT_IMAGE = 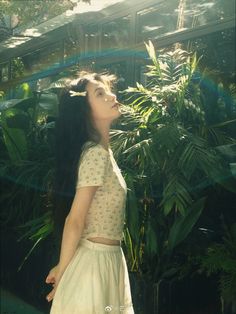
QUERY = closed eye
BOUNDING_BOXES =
[95,87,111,97]
[95,87,105,96]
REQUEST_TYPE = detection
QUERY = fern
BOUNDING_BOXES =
[199,223,236,303]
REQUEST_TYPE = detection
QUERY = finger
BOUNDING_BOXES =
[45,276,50,283]
[45,275,55,283]
[46,288,55,302]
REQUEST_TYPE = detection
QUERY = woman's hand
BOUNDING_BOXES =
[45,264,58,286]
[45,264,63,302]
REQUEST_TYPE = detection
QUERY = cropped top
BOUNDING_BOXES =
[75,142,127,241]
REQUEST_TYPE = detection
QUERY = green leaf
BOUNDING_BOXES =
[161,173,192,216]
[211,167,236,194]
[38,92,58,113]
[167,196,206,253]
[144,40,157,65]
[1,110,28,162]
[126,175,140,243]
[0,97,34,112]
[123,227,136,271]
[17,237,42,272]
[145,218,158,256]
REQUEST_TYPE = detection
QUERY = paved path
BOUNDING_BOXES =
[0,287,45,314]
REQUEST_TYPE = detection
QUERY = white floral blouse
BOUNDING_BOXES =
[76,142,127,241]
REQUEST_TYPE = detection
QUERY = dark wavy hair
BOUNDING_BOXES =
[52,71,116,242]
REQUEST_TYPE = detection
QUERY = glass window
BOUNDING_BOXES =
[137,27,235,86]
[183,0,235,28]
[136,3,178,43]
[0,63,9,82]
[136,0,235,43]
[11,57,25,79]
[21,42,62,74]
[182,28,236,124]
[64,38,79,64]
[102,15,131,50]
[184,28,235,77]
[83,24,99,54]
[135,61,149,87]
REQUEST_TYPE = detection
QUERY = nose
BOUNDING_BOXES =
[107,91,116,102]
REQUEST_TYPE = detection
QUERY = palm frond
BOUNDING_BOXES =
[161,173,193,216]
[178,131,223,182]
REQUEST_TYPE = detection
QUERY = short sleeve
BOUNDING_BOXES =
[76,144,109,188]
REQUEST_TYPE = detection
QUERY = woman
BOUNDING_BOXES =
[45,72,134,313]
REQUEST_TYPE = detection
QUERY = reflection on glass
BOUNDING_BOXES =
[183,0,235,28]
[11,57,25,79]
[102,15,131,50]
[186,28,235,76]
[64,38,79,63]
[83,24,99,53]
[137,3,178,42]
[137,0,235,43]
[182,28,235,123]
[0,63,9,82]
[22,43,62,74]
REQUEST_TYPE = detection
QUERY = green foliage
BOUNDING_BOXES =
[1,108,29,162]
[16,211,54,271]
[198,223,236,304]
[167,196,206,253]
[0,86,57,268]
[11,57,25,79]
[111,40,236,284]
[0,91,4,100]
[1,0,91,30]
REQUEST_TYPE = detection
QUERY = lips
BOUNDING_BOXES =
[112,102,121,108]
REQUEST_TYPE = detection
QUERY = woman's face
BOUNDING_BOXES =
[86,79,121,123]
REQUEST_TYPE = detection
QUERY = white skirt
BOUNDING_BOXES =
[50,239,134,314]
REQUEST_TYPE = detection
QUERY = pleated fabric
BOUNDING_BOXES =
[50,239,134,314]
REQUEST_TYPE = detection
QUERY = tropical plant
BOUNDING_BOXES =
[1,41,235,313]
[0,72,80,274]
[0,84,58,269]
[110,41,236,287]
[188,220,236,312]
[202,228,236,302]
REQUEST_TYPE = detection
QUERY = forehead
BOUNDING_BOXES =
[86,80,109,93]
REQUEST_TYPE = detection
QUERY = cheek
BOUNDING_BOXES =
[90,102,111,119]
[89,100,101,117]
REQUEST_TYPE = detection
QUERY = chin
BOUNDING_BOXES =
[115,110,122,119]
[111,112,121,123]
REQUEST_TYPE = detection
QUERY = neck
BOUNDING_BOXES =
[94,120,111,151]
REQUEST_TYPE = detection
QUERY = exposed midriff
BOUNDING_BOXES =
[87,237,120,246]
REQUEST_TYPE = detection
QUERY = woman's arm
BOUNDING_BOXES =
[46,185,98,302]
[58,185,98,273]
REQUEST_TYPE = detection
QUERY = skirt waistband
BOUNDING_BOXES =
[79,238,121,252]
